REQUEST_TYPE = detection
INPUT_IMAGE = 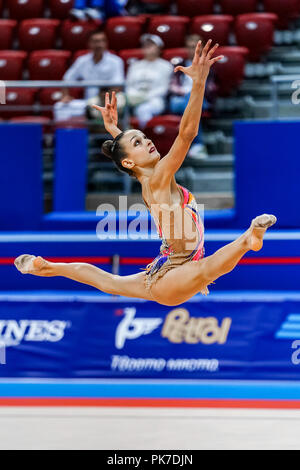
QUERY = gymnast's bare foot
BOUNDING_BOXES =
[14,255,54,277]
[246,214,277,252]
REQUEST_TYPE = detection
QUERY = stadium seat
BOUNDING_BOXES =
[177,0,214,16]
[49,0,74,19]
[18,19,60,51]
[39,88,63,104]
[212,46,249,95]
[8,0,44,20]
[235,13,277,61]
[190,15,234,46]
[0,88,37,118]
[147,16,190,48]
[119,49,144,72]
[61,20,102,52]
[39,87,83,118]
[263,0,300,29]
[0,20,17,50]
[28,50,71,80]
[162,48,189,66]
[106,17,145,51]
[38,88,63,118]
[219,0,258,15]
[144,115,181,156]
[0,51,27,80]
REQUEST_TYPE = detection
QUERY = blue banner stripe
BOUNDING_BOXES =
[276,331,300,339]
[0,381,300,399]
[287,315,300,322]
[281,323,300,331]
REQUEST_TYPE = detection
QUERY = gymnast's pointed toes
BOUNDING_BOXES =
[252,214,277,229]
[14,254,35,274]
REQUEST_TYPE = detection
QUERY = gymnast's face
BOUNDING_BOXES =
[120,130,160,173]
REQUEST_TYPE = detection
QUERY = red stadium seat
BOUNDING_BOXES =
[106,17,145,51]
[39,88,63,105]
[162,48,189,66]
[190,15,234,46]
[61,20,102,52]
[0,87,37,118]
[147,16,190,48]
[0,51,27,80]
[28,50,71,80]
[18,19,60,51]
[212,46,249,95]
[39,87,83,118]
[8,0,44,20]
[235,13,277,61]
[0,20,17,50]
[144,115,181,156]
[49,0,74,19]
[219,0,258,15]
[177,0,214,16]
[38,88,63,118]
[119,49,144,72]
[263,0,300,29]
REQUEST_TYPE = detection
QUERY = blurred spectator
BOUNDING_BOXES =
[70,0,128,21]
[126,34,173,128]
[54,29,124,121]
[169,34,218,160]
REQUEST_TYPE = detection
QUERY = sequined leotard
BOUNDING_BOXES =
[143,184,205,292]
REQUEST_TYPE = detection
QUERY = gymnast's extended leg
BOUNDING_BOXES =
[149,214,277,305]
[14,255,153,301]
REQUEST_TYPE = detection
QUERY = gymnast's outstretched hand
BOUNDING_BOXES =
[174,39,223,85]
[92,91,121,139]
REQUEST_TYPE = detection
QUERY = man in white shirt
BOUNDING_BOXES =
[126,34,173,128]
[54,28,124,121]
[63,28,124,100]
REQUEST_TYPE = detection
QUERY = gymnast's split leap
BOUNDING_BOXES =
[15,40,276,306]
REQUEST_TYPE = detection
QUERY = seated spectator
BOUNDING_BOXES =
[169,34,218,160]
[70,0,128,21]
[126,34,173,129]
[54,28,125,121]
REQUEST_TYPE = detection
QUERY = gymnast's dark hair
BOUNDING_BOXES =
[102,132,135,177]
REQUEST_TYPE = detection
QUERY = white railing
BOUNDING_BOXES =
[4,80,124,87]
[0,80,128,125]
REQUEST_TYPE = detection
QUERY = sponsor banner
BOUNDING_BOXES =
[0,296,300,379]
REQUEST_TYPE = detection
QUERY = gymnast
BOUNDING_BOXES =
[15,40,276,306]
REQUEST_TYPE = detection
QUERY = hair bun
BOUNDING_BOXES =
[101,140,114,158]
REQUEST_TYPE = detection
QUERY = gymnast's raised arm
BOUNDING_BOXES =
[150,40,223,189]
